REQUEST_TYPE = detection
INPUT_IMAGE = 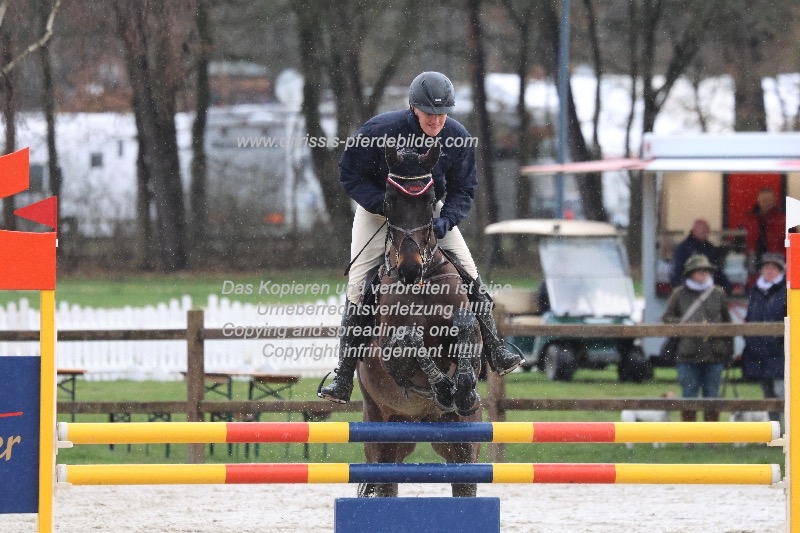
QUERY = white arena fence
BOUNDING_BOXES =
[0,294,345,380]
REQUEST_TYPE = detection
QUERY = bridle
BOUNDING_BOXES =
[383,173,441,282]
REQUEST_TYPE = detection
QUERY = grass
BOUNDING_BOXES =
[0,265,639,310]
[56,367,784,470]
[0,269,347,309]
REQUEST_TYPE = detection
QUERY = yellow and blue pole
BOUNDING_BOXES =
[57,420,779,445]
[57,462,780,486]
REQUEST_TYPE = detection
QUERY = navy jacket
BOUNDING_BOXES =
[339,109,477,228]
[742,278,786,380]
[670,233,730,292]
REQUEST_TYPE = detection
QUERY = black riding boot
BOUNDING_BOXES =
[318,302,364,403]
[469,276,523,376]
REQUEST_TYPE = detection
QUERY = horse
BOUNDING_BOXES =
[356,144,483,498]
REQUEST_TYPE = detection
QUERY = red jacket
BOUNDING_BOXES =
[741,206,785,257]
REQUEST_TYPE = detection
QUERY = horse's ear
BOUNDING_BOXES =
[419,143,441,172]
[385,146,402,169]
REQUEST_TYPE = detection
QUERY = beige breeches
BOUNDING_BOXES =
[346,202,478,303]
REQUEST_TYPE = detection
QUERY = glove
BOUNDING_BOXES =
[432,217,451,240]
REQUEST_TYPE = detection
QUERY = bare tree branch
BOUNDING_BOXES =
[1,0,60,76]
[0,0,11,31]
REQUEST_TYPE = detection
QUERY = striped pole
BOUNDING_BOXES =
[57,421,780,445]
[786,227,800,530]
[57,462,781,486]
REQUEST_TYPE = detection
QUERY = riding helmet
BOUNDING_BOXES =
[409,72,455,114]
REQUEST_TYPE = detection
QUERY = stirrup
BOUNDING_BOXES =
[317,370,353,403]
[489,343,524,376]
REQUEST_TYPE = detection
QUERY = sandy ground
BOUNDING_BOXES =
[5,482,786,533]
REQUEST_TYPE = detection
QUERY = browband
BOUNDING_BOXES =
[388,172,432,181]
[387,175,433,196]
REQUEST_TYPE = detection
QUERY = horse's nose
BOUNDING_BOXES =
[397,261,422,285]
[397,239,424,284]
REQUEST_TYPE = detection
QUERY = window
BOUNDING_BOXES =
[90,152,103,168]
[29,164,44,192]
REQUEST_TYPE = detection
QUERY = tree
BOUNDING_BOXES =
[623,0,718,265]
[0,0,61,230]
[711,3,797,132]
[499,0,539,220]
[466,0,501,260]
[113,1,195,271]
[290,0,422,263]
[189,0,212,260]
[539,0,608,222]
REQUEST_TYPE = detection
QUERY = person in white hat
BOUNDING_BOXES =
[742,252,786,426]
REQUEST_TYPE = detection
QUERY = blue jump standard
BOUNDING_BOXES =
[334,497,501,533]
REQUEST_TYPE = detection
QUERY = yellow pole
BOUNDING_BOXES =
[787,232,800,531]
[38,289,56,533]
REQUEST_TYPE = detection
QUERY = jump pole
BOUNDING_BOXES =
[57,462,781,486]
[785,197,800,532]
[56,420,781,445]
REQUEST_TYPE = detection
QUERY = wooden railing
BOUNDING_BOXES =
[0,309,784,463]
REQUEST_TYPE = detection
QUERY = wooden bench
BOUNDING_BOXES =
[57,368,86,421]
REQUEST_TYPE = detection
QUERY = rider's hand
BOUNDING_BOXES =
[433,217,451,239]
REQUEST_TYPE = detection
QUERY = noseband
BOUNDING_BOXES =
[383,173,440,282]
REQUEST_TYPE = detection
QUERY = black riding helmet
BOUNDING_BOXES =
[409,72,455,114]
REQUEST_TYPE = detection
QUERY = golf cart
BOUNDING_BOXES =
[485,219,651,382]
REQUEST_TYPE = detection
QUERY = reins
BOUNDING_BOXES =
[343,220,387,276]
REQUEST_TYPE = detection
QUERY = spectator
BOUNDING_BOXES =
[662,254,733,428]
[670,219,730,293]
[742,253,786,426]
[740,187,785,272]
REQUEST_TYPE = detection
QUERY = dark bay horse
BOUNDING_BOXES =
[356,145,482,498]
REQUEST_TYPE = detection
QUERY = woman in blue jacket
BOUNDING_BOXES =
[742,253,787,424]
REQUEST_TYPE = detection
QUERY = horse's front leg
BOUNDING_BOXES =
[431,441,480,497]
[390,328,454,412]
[452,309,480,416]
[360,441,417,498]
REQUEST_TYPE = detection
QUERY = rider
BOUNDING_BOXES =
[318,71,522,403]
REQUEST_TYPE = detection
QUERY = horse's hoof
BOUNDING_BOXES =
[357,483,377,498]
[455,391,479,417]
[432,381,455,412]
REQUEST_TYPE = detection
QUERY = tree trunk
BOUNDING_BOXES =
[731,22,767,132]
[190,0,211,261]
[467,0,501,262]
[37,0,60,204]
[292,3,351,264]
[134,128,154,270]
[114,1,188,271]
[541,1,606,222]
[1,31,14,230]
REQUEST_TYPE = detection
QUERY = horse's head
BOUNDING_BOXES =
[383,144,441,285]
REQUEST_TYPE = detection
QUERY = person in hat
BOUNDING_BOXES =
[741,252,787,425]
[669,219,730,293]
[662,253,733,428]
[318,71,522,403]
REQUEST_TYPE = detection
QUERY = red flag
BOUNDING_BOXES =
[15,196,57,230]
[0,148,29,198]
